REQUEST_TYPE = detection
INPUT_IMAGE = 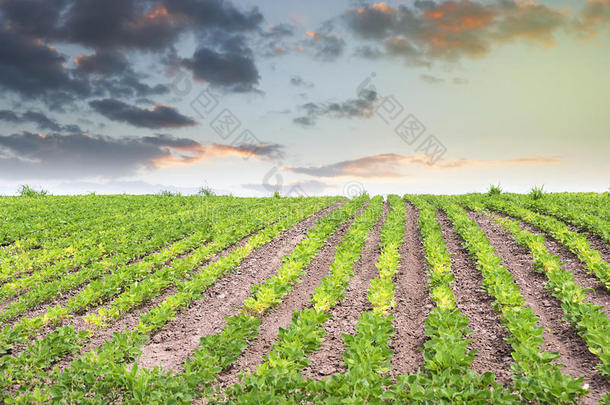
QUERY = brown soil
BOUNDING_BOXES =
[135,203,341,372]
[437,211,514,385]
[214,203,367,390]
[300,202,389,380]
[389,201,431,377]
[471,212,609,404]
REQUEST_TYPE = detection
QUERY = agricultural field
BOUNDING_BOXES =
[0,192,608,404]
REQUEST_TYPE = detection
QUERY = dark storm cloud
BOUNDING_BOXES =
[0,110,83,132]
[89,99,196,129]
[181,33,260,92]
[1,0,262,51]
[0,0,265,106]
[0,132,171,179]
[0,0,69,38]
[73,51,170,98]
[74,51,129,75]
[342,0,570,64]
[0,132,284,179]
[0,28,89,106]
[163,0,263,32]
[293,89,377,127]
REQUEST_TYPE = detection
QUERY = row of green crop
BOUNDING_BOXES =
[387,195,517,403]
[0,198,296,358]
[461,199,610,377]
[436,197,588,404]
[465,195,610,290]
[0,197,235,284]
[218,196,385,403]
[4,194,605,403]
[542,193,610,223]
[495,215,610,377]
[83,198,305,327]
[77,195,369,403]
[305,194,402,403]
[0,195,145,245]
[4,197,337,403]
[0,200,274,324]
[501,193,610,243]
[0,195,211,253]
[0,199,234,295]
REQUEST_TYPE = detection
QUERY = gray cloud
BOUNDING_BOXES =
[74,51,129,75]
[0,28,90,108]
[0,110,83,132]
[89,99,196,128]
[285,153,406,178]
[257,23,297,57]
[1,0,263,51]
[0,132,173,179]
[304,30,346,62]
[0,0,265,107]
[293,89,377,127]
[290,75,314,88]
[181,33,260,92]
[0,132,284,179]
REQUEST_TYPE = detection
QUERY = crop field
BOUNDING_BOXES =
[0,192,608,404]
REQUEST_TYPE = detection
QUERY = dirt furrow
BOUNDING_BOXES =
[214,203,367,390]
[135,203,341,372]
[389,201,432,377]
[437,211,514,385]
[471,212,609,404]
[301,202,389,380]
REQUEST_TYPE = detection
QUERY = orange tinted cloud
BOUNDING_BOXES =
[345,0,575,63]
[151,142,284,169]
[424,1,495,32]
[285,153,560,178]
[146,6,169,20]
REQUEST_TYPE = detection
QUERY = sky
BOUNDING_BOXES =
[0,0,608,196]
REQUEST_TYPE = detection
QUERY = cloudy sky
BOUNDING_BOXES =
[0,0,608,196]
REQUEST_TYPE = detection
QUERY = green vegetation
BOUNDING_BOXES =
[487,184,502,196]
[529,185,545,200]
[17,185,48,197]
[0,192,607,404]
